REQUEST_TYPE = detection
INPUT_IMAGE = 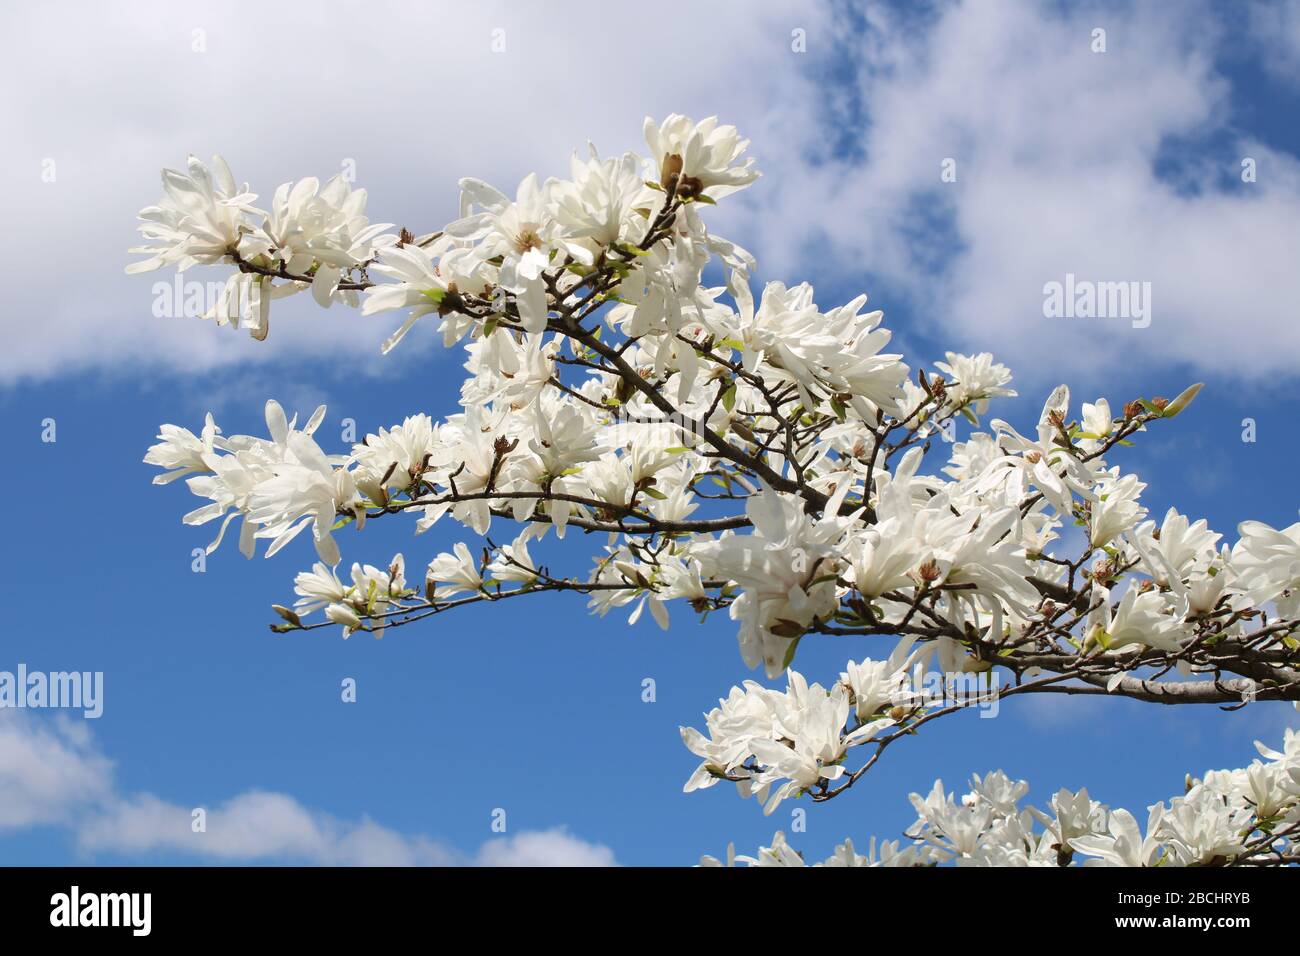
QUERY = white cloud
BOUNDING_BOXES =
[6,0,1297,394]
[0,713,616,866]
[474,828,618,868]
[0,716,111,828]
[0,0,825,385]
[1249,0,1300,85]
[739,0,1300,388]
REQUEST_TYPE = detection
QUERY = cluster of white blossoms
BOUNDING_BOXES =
[143,400,362,564]
[129,157,394,339]
[704,729,1300,867]
[133,115,1300,866]
[289,553,408,638]
[681,637,921,814]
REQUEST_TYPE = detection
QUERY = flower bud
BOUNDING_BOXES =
[769,618,805,638]
[660,153,683,191]
[677,175,704,200]
[325,603,364,631]
[271,604,301,627]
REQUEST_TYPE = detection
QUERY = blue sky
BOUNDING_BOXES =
[1,0,1298,865]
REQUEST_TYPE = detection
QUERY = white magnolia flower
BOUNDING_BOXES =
[934,352,1016,414]
[840,637,921,721]
[1030,787,1105,850]
[259,174,394,307]
[487,530,539,585]
[1131,507,1221,588]
[550,148,649,251]
[1069,807,1165,867]
[965,770,1031,818]
[643,114,759,200]
[696,483,859,676]
[127,155,279,337]
[1089,468,1147,548]
[293,562,349,615]
[1231,520,1300,617]
[1090,583,1189,652]
[246,426,362,566]
[351,414,447,502]
[427,542,484,597]
[980,386,1102,514]
[177,401,358,562]
[907,780,996,860]
[143,415,222,484]
[361,243,453,351]
[734,830,806,867]
[127,154,261,275]
[444,174,585,332]
[325,603,364,635]
[1158,788,1254,865]
[680,681,782,792]
[1078,398,1114,452]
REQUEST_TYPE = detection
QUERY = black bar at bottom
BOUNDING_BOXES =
[0,865,1283,939]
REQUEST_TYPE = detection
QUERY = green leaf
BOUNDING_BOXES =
[781,635,802,670]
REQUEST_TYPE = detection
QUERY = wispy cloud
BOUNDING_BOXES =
[737,0,1300,389]
[1248,0,1300,86]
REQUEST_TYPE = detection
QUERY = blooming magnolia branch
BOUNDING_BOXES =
[701,729,1300,867]
[131,115,1300,866]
